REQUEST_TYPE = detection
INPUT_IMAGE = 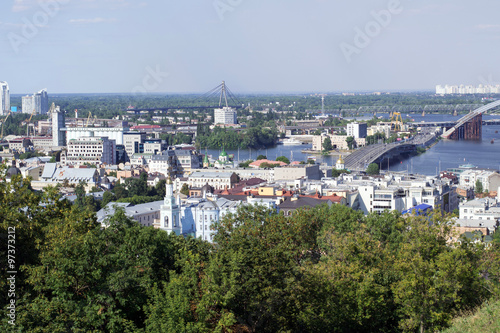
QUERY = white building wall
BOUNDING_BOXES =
[65,127,127,145]
[214,107,237,125]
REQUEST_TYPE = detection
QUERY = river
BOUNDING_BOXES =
[207,113,500,176]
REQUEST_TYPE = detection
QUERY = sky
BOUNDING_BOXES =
[1,0,500,94]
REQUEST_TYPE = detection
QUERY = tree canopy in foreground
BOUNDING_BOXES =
[1,169,500,332]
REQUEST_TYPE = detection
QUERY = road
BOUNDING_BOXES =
[344,131,437,171]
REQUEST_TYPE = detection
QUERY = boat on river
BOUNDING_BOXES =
[280,138,304,145]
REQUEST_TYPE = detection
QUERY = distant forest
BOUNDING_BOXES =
[8,92,494,120]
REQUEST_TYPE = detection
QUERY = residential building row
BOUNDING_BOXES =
[22,89,49,115]
[436,84,500,95]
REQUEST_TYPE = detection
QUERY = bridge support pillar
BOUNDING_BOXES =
[448,114,482,140]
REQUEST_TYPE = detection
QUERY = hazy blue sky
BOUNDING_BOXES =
[1,0,499,94]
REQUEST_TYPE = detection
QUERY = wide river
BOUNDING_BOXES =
[207,113,500,176]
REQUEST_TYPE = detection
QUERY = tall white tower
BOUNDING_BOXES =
[0,82,10,116]
[160,178,181,235]
[51,105,66,147]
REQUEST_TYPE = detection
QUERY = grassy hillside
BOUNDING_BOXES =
[443,300,500,333]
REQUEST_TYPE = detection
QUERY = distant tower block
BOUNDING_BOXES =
[51,103,66,147]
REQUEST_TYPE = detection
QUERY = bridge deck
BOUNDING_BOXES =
[442,100,500,138]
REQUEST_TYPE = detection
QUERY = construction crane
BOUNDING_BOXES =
[85,112,93,127]
[48,102,56,114]
[1,111,12,139]
[25,108,37,137]
[391,112,404,132]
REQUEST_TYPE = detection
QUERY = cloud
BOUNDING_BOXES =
[69,17,117,24]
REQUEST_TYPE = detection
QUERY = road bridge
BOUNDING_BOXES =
[411,119,500,128]
[344,132,438,171]
[344,142,416,171]
[442,100,500,139]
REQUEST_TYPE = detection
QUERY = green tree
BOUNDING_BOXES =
[113,181,128,199]
[259,162,280,168]
[331,168,350,178]
[199,205,325,332]
[19,151,40,160]
[124,175,147,197]
[180,183,190,196]
[74,181,86,207]
[238,160,253,168]
[322,137,333,152]
[475,179,483,194]
[391,213,487,333]
[366,163,380,175]
[102,191,116,207]
[256,154,267,160]
[155,179,166,198]
[84,194,100,212]
[345,136,355,150]
[13,207,183,332]
[276,156,290,164]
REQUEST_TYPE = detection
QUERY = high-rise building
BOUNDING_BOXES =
[0,81,10,116]
[214,106,237,125]
[61,136,117,166]
[34,89,49,114]
[436,84,500,95]
[22,95,34,114]
[347,122,367,139]
[52,106,66,147]
[23,89,49,114]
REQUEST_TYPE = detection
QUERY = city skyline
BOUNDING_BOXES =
[1,0,500,94]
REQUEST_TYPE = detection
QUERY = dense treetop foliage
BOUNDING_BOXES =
[1,169,500,332]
